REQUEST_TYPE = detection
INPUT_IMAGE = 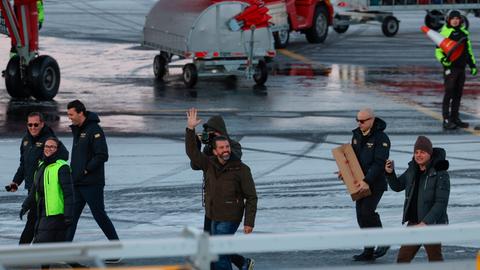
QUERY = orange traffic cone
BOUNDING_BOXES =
[421,26,465,62]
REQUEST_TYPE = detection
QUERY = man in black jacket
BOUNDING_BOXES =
[6,112,55,244]
[65,100,119,245]
[385,136,449,262]
[351,108,390,261]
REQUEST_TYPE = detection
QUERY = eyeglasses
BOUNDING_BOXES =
[356,117,372,124]
[27,123,40,127]
[44,145,57,149]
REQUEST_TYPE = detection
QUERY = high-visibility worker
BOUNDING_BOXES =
[435,10,477,130]
[19,137,74,244]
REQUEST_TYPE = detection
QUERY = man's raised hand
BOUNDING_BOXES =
[187,108,202,130]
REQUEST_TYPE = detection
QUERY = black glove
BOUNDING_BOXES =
[64,216,73,227]
[19,208,28,220]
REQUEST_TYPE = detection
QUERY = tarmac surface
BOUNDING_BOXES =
[0,3,479,269]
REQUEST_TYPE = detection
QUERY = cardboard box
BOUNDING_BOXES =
[332,144,371,201]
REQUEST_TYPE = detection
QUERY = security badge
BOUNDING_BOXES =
[35,142,43,148]
[366,142,374,148]
[80,133,87,138]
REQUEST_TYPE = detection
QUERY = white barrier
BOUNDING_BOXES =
[0,225,478,270]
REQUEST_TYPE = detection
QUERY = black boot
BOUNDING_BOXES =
[353,248,375,261]
[443,119,457,130]
[373,246,390,258]
[453,118,469,128]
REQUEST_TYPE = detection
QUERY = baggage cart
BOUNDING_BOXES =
[142,0,276,88]
[331,0,480,36]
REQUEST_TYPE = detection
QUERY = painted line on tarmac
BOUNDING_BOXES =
[278,49,480,136]
[277,49,315,65]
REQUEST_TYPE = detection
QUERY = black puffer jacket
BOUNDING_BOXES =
[70,112,109,186]
[351,118,390,191]
[386,148,450,225]
[13,125,55,190]
[23,141,74,240]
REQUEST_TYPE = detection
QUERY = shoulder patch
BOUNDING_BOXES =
[94,133,101,139]
[23,140,29,146]
[383,142,388,147]
[353,139,357,145]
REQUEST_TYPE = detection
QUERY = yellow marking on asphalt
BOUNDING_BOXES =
[278,48,480,136]
[277,49,315,65]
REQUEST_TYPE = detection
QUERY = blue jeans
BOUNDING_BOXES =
[66,185,119,241]
[211,221,241,270]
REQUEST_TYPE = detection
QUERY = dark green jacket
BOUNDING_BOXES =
[186,128,257,227]
[13,125,55,190]
[386,148,450,225]
[351,118,390,191]
[70,112,109,186]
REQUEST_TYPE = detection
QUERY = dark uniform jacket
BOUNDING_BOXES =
[70,112,109,186]
[386,148,450,225]
[13,125,55,190]
[351,118,390,191]
[186,128,257,227]
[23,142,74,239]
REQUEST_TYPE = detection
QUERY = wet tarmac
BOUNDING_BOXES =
[0,5,479,269]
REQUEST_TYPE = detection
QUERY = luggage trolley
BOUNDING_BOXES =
[142,0,276,88]
[331,0,480,36]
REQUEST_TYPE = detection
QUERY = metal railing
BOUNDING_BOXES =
[0,224,479,270]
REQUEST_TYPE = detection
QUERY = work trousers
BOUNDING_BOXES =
[442,68,465,120]
[66,185,119,241]
[19,204,36,244]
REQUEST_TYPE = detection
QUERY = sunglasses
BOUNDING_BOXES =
[27,123,40,127]
[356,117,372,124]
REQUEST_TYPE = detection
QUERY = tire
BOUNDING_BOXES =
[28,55,61,101]
[333,24,349,34]
[253,60,268,86]
[305,6,329,43]
[153,54,168,80]
[425,10,443,31]
[462,15,469,30]
[273,30,290,49]
[382,16,399,37]
[5,56,30,99]
[183,64,198,88]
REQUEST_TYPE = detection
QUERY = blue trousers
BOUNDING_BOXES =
[66,185,119,241]
[211,221,242,270]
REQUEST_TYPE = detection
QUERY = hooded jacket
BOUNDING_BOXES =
[191,115,242,169]
[435,23,476,70]
[386,148,450,225]
[351,117,390,191]
[22,140,74,237]
[70,111,109,186]
[13,125,55,190]
[186,128,257,227]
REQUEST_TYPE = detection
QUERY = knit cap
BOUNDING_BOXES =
[414,136,433,155]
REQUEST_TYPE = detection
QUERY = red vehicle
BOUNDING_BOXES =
[0,0,60,100]
[214,0,334,48]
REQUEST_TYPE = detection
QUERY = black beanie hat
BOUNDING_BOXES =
[414,136,433,155]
